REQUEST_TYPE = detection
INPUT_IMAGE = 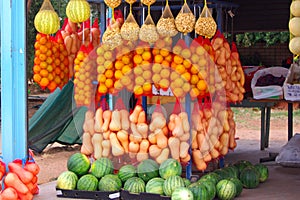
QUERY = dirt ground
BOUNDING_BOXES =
[26,87,300,184]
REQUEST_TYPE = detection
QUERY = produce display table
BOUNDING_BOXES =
[231,98,294,150]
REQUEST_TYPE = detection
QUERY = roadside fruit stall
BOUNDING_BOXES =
[5,0,299,199]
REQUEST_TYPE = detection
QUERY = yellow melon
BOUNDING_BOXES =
[291,1,300,17]
[289,37,300,55]
[66,0,91,23]
[34,10,60,34]
[289,17,300,36]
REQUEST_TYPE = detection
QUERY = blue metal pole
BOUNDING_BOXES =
[1,0,27,163]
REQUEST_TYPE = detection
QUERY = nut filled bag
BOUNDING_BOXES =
[175,0,196,35]
[139,7,159,44]
[157,0,178,37]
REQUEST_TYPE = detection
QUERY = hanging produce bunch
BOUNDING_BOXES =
[66,0,91,23]
[139,1,159,44]
[211,31,245,103]
[152,37,173,91]
[102,1,123,50]
[121,0,140,41]
[289,0,300,55]
[73,44,97,107]
[175,0,196,35]
[33,32,70,92]
[34,0,60,35]
[195,0,217,38]
[156,0,178,38]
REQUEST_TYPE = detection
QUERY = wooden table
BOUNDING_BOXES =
[230,98,294,150]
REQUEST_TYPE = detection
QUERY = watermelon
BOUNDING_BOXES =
[183,178,191,187]
[223,166,239,178]
[163,175,185,197]
[77,174,98,191]
[239,167,260,189]
[254,163,269,183]
[159,158,182,179]
[123,177,145,194]
[214,169,231,180]
[233,160,253,176]
[56,171,78,190]
[200,172,222,185]
[98,174,122,192]
[216,179,236,200]
[188,182,210,200]
[91,158,114,179]
[137,159,159,182]
[145,177,165,195]
[171,187,194,200]
[118,164,137,183]
[67,153,91,176]
[229,177,243,197]
[197,180,216,200]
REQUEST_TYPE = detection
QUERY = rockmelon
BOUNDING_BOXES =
[289,37,300,55]
[291,1,300,17]
[289,17,300,37]
[34,10,60,34]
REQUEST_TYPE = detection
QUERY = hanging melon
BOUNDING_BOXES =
[291,0,300,17]
[34,0,60,34]
[66,0,91,23]
[289,37,300,55]
[289,17,300,37]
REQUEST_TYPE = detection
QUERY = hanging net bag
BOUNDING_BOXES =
[175,0,196,35]
[104,0,122,9]
[141,0,156,6]
[139,5,159,44]
[121,1,140,41]
[195,0,217,38]
[157,0,178,37]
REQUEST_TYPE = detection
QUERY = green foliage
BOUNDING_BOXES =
[235,31,290,47]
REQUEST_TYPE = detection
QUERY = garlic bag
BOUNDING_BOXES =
[139,12,159,44]
[175,1,196,35]
[195,0,217,38]
[157,1,178,37]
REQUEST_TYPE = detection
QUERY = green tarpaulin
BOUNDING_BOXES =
[28,81,87,153]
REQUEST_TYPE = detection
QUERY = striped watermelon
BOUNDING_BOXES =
[34,10,60,34]
[66,0,91,23]
[229,177,243,197]
[77,174,98,191]
[254,163,269,183]
[67,153,91,176]
[98,174,122,192]
[198,180,216,200]
[183,178,191,187]
[137,159,159,182]
[163,175,185,196]
[145,177,165,195]
[91,158,114,179]
[239,167,260,189]
[118,165,137,183]
[159,158,182,179]
[200,172,222,185]
[216,179,236,200]
[188,182,210,200]
[56,171,78,190]
[123,177,145,194]
[223,166,239,179]
[214,168,231,180]
[171,187,194,200]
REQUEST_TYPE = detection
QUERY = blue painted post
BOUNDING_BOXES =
[0,0,27,163]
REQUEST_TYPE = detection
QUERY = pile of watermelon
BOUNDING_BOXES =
[56,153,269,200]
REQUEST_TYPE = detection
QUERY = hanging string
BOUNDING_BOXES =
[204,0,207,7]
[184,0,187,4]
[130,3,132,14]
[166,0,169,6]
[112,8,115,21]
[148,4,150,16]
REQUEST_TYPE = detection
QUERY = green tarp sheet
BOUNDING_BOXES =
[28,81,87,153]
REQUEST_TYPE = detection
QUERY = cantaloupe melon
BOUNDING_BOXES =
[291,1,300,17]
[289,37,300,55]
[289,17,300,37]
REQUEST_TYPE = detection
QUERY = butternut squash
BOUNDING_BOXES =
[172,116,184,137]
[191,130,198,149]
[179,132,190,142]
[110,132,125,156]
[102,110,112,132]
[129,105,143,123]
[149,115,166,131]
[210,147,220,159]
[136,123,148,139]
[199,133,210,153]
[220,133,229,147]
[168,113,177,131]
[156,129,168,149]
[192,150,207,171]
[179,141,190,158]
[148,133,157,144]
[149,144,162,158]
[92,133,103,159]
[83,110,95,135]
[103,130,111,140]
[192,113,202,132]
[120,109,130,130]
[94,107,103,132]
[137,111,146,123]
[137,139,150,162]
[109,110,122,132]
[203,152,212,163]
[156,148,170,164]
[117,130,129,153]
[179,112,190,132]
[131,123,143,142]
[81,132,94,156]
[4,172,29,194]
[162,125,169,136]
[168,136,180,160]
[129,141,139,159]
[180,154,191,163]
[102,140,111,157]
